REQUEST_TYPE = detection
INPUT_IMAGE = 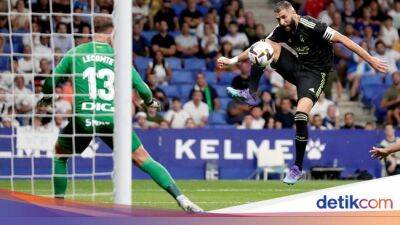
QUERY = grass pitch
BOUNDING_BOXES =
[0,180,355,211]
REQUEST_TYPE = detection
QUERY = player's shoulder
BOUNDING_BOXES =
[299,16,321,30]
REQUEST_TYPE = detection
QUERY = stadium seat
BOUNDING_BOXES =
[165,57,182,70]
[209,112,227,125]
[184,58,206,71]
[171,70,194,84]
[141,31,157,43]
[384,75,393,85]
[178,84,193,100]
[172,3,186,16]
[134,57,151,70]
[219,72,237,85]
[219,97,231,110]
[161,85,179,98]
[168,31,181,38]
[360,75,382,88]
[210,124,236,129]
[197,5,209,16]
[361,84,388,107]
[215,85,228,98]
[203,71,217,85]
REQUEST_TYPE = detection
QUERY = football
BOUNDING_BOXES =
[248,41,274,67]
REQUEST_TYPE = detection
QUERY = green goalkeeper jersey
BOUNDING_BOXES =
[43,41,152,115]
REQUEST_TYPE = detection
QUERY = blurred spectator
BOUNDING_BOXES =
[147,51,172,85]
[310,92,335,119]
[164,97,191,128]
[36,58,52,82]
[33,36,53,64]
[0,86,11,120]
[52,0,70,13]
[23,21,42,46]
[0,16,9,33]
[226,99,251,124]
[379,124,400,175]
[244,12,257,44]
[388,1,400,30]
[380,16,399,48]
[13,76,34,124]
[266,117,276,129]
[305,0,326,18]
[146,106,164,125]
[237,115,253,129]
[133,0,150,27]
[381,72,400,126]
[151,21,176,57]
[231,61,250,90]
[146,73,167,95]
[159,120,170,128]
[249,106,265,129]
[341,112,364,129]
[354,7,380,36]
[196,12,219,38]
[219,13,233,37]
[318,1,336,26]
[154,0,179,31]
[341,0,356,25]
[72,7,90,35]
[53,48,63,66]
[310,114,327,130]
[374,40,400,74]
[183,90,209,126]
[33,0,50,13]
[363,26,377,52]
[133,112,150,129]
[18,45,39,74]
[189,72,219,111]
[200,23,219,59]
[369,0,386,22]
[364,121,376,130]
[331,12,344,34]
[54,86,72,115]
[184,118,197,128]
[53,23,73,54]
[11,0,29,31]
[74,25,91,45]
[175,22,199,57]
[180,0,202,31]
[259,90,276,122]
[133,22,150,57]
[221,22,249,56]
[74,0,90,14]
[274,98,294,129]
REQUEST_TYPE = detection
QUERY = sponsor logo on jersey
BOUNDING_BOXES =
[81,102,114,112]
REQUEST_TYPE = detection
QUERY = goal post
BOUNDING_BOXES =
[113,0,132,205]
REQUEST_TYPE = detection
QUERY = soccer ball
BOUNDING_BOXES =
[248,41,274,67]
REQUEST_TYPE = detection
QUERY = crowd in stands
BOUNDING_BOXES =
[0,0,399,131]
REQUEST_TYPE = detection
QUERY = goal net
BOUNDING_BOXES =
[0,0,130,203]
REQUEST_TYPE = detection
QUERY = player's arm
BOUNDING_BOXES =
[42,51,72,95]
[331,31,388,73]
[131,68,160,109]
[370,142,400,160]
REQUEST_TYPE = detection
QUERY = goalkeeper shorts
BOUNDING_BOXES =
[57,115,142,155]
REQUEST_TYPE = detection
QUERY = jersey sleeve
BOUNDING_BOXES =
[42,50,72,94]
[132,67,153,104]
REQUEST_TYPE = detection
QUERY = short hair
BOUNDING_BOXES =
[344,112,354,117]
[94,15,113,34]
[375,40,385,48]
[172,97,181,102]
[274,1,294,13]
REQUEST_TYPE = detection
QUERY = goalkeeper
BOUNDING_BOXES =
[41,16,202,213]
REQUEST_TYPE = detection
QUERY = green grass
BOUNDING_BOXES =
[0,180,355,211]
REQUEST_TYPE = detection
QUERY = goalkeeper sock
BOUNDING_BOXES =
[53,158,68,197]
[139,158,182,199]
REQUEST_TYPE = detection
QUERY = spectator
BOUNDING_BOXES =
[274,98,294,129]
[154,0,179,31]
[146,73,167,95]
[250,106,265,129]
[318,1,336,26]
[36,58,52,82]
[369,0,386,22]
[237,115,253,129]
[54,86,72,115]
[180,0,202,31]
[363,26,377,52]
[183,90,209,127]
[231,61,250,90]
[305,0,325,18]
[175,22,199,57]
[72,7,90,35]
[0,86,11,120]
[381,72,400,126]
[159,120,170,128]
[146,106,164,125]
[341,0,356,25]
[354,7,380,35]
[151,21,176,57]
[133,0,150,27]
[196,12,218,39]
[18,45,39,74]
[74,24,91,45]
[53,23,73,54]
[310,92,335,119]
[13,76,34,124]
[184,118,197,128]
[32,0,50,13]
[341,112,364,129]
[266,117,276,129]
[189,72,219,111]
[331,12,344,34]
[11,0,29,31]
[364,121,376,130]
[259,90,276,122]
[164,97,191,128]
[133,112,150,129]
[219,13,233,37]
[310,114,327,130]
[379,124,400,175]
[374,40,400,74]
[147,51,172,85]
[253,24,267,44]
[244,12,257,44]
[221,22,249,56]
[133,22,150,57]
[226,99,251,124]
[380,16,399,48]
[200,23,219,59]
[388,1,400,31]
[33,36,53,64]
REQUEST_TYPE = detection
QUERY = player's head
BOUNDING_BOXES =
[274,1,296,31]
[93,15,114,44]
[392,71,400,85]
[384,123,395,138]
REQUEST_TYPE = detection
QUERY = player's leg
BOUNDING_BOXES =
[54,120,92,198]
[283,71,327,185]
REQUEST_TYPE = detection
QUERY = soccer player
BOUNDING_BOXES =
[371,143,400,160]
[218,1,388,185]
[41,16,203,212]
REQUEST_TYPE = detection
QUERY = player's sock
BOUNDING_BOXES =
[294,112,309,170]
[139,158,182,198]
[248,64,265,95]
[53,157,68,197]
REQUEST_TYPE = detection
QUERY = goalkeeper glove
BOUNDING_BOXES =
[141,98,162,111]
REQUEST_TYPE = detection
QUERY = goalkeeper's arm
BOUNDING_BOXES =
[42,51,71,95]
[131,67,154,105]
